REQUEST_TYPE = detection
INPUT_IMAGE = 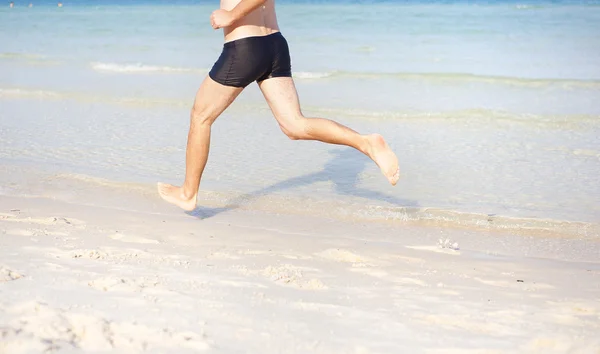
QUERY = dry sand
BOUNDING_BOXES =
[1,194,599,353]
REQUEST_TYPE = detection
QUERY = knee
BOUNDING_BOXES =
[190,105,214,126]
[281,125,302,140]
[279,115,308,140]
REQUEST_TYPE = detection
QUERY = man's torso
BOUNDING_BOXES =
[220,0,280,42]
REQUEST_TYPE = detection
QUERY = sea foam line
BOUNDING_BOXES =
[293,72,333,79]
[90,62,333,79]
[90,62,206,74]
[0,52,46,60]
[290,70,600,88]
[87,62,600,88]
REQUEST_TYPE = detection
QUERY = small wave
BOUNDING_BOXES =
[0,88,62,98]
[86,62,600,89]
[355,46,376,53]
[293,71,333,79]
[364,205,600,239]
[0,52,46,60]
[92,64,329,78]
[573,149,600,158]
[302,106,600,127]
[515,4,546,10]
[345,72,600,89]
[54,173,155,195]
[90,62,205,74]
[0,87,188,107]
[290,70,600,89]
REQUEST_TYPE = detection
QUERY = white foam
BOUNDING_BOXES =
[515,4,543,9]
[92,64,332,79]
[293,71,333,79]
[90,62,203,74]
[0,88,61,98]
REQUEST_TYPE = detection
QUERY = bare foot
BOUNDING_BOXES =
[366,134,400,185]
[157,183,197,211]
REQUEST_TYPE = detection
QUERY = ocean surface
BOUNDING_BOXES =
[1,0,599,236]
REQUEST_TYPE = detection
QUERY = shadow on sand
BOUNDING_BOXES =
[187,148,419,220]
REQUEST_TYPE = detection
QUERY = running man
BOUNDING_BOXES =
[158,0,400,211]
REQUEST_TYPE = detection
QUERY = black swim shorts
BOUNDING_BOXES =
[208,32,292,88]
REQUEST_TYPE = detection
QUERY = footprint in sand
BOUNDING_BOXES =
[261,264,326,290]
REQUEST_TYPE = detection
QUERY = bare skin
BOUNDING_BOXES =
[158,0,399,211]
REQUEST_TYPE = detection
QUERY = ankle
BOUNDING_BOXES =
[181,186,197,201]
[362,135,375,157]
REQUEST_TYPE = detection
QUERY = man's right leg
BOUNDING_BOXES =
[258,76,400,186]
[158,76,244,211]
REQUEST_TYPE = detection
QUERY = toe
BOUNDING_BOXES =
[157,182,172,196]
[389,167,400,185]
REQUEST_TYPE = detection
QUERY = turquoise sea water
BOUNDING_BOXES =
[1,0,599,233]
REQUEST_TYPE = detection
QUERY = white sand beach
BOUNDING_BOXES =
[1,188,599,353]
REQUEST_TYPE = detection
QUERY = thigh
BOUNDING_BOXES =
[192,75,244,124]
[257,76,302,126]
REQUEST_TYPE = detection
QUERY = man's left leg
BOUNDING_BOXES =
[158,76,244,211]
